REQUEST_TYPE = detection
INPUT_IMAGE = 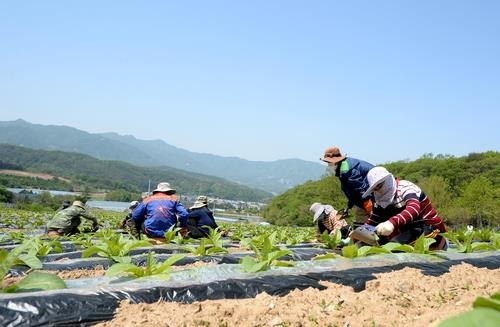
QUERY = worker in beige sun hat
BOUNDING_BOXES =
[47,200,99,236]
[309,202,349,240]
[186,195,218,239]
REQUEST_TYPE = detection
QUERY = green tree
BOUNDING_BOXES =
[456,176,498,227]
[0,186,14,203]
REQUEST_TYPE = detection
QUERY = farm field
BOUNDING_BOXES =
[0,207,499,326]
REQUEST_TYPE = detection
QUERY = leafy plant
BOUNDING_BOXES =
[312,253,336,261]
[438,293,500,326]
[82,233,150,263]
[240,233,294,272]
[0,243,43,281]
[474,229,494,242]
[2,271,66,293]
[443,232,495,253]
[172,233,191,245]
[412,233,436,254]
[204,226,227,250]
[184,238,227,256]
[381,242,415,253]
[70,233,95,249]
[26,236,62,257]
[319,229,342,250]
[106,252,186,279]
[164,226,181,243]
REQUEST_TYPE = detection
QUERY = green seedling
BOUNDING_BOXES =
[184,238,227,256]
[2,271,66,293]
[412,233,436,254]
[312,253,336,261]
[0,243,43,281]
[204,226,227,249]
[164,226,181,243]
[319,229,342,250]
[25,236,63,257]
[70,233,95,249]
[106,251,185,279]
[438,293,500,326]
[443,231,495,253]
[240,233,294,272]
[82,233,151,263]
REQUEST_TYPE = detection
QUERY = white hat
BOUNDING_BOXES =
[362,167,393,198]
[153,182,176,194]
[190,200,207,210]
[309,202,337,223]
[129,201,139,209]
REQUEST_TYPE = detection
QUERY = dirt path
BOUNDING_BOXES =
[0,169,70,182]
[97,263,499,327]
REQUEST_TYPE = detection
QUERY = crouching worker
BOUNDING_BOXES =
[122,201,140,237]
[309,203,350,240]
[186,197,218,239]
[47,200,99,236]
[132,182,189,242]
[361,167,448,250]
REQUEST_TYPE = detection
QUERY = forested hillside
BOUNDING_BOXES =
[0,119,324,193]
[0,144,271,202]
[263,151,499,227]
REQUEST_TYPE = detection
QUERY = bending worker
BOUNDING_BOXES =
[47,200,99,236]
[186,196,218,238]
[361,166,448,250]
[320,146,374,223]
[310,202,349,239]
[132,182,189,239]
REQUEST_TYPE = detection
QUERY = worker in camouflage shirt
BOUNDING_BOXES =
[47,200,99,236]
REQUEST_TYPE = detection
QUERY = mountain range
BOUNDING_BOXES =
[0,119,325,194]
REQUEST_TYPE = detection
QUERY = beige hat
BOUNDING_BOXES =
[153,182,176,194]
[309,202,337,223]
[190,200,207,210]
[72,200,85,208]
[320,146,346,164]
[196,195,208,204]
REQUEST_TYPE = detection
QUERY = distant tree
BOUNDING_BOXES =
[105,190,140,202]
[455,176,498,227]
[0,187,14,203]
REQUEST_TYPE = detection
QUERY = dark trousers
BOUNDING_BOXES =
[186,217,210,239]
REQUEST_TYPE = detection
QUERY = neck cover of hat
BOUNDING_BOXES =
[373,175,396,208]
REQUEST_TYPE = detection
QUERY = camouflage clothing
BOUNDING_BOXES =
[47,205,97,235]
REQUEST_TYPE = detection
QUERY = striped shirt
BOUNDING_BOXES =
[366,179,446,235]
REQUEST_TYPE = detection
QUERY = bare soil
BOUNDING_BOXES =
[42,266,106,279]
[97,263,500,327]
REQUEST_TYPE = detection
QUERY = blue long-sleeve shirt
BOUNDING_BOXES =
[132,193,188,238]
[338,157,374,209]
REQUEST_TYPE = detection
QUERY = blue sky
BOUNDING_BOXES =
[0,1,498,164]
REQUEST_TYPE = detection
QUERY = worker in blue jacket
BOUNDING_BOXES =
[132,182,189,239]
[321,146,374,222]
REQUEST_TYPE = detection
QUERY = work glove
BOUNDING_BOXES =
[179,227,188,237]
[375,221,394,236]
[340,207,349,218]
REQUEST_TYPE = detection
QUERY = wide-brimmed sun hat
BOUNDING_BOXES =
[196,195,208,204]
[320,146,346,164]
[72,200,85,208]
[129,201,139,209]
[190,200,207,210]
[362,167,393,198]
[153,182,176,194]
[309,202,337,223]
